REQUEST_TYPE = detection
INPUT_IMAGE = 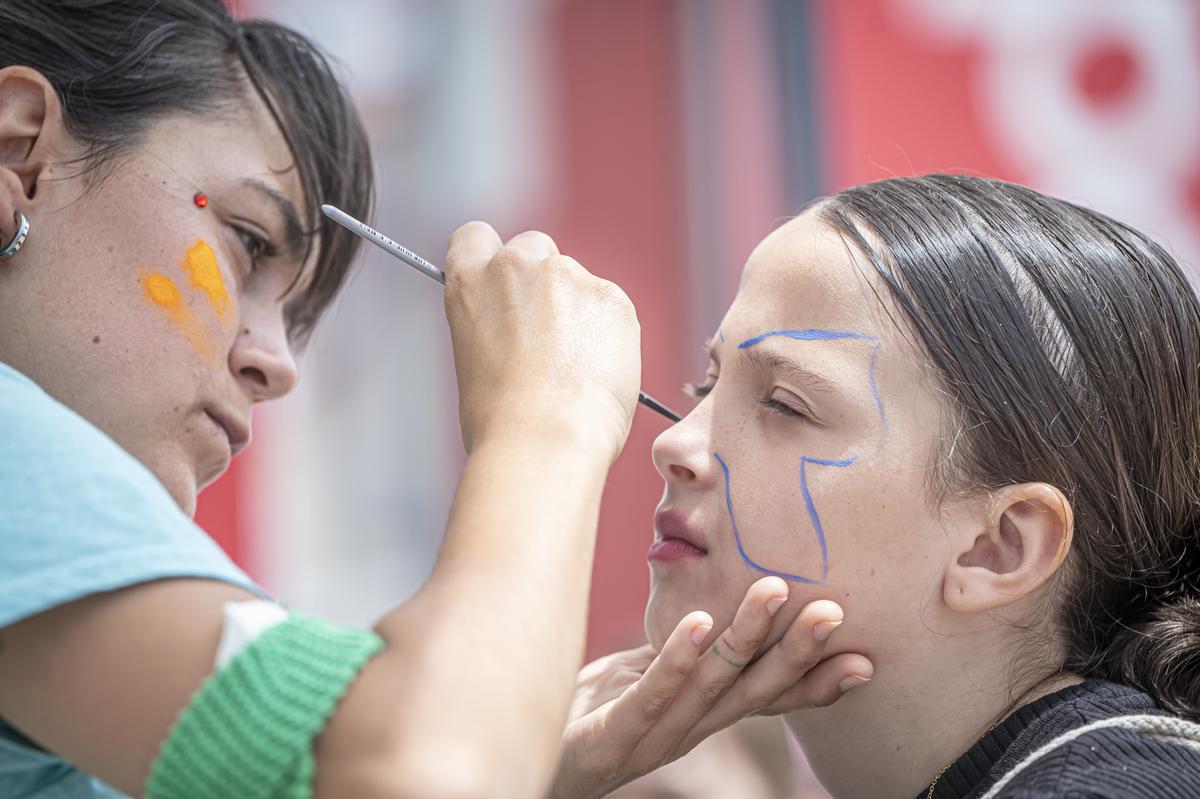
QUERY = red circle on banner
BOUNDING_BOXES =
[1075,39,1140,110]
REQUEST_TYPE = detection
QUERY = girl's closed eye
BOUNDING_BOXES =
[757,391,811,420]
[684,380,812,421]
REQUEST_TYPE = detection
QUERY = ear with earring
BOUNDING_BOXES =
[0,210,28,259]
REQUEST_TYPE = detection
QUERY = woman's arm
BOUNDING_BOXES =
[312,430,614,797]
[0,223,640,799]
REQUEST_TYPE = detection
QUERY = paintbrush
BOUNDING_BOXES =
[321,204,683,424]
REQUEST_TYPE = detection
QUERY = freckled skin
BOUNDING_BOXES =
[0,104,308,516]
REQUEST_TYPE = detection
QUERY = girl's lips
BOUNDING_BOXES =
[647,537,706,563]
[650,508,709,563]
[654,509,709,551]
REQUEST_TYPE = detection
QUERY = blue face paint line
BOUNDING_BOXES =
[715,451,824,584]
[866,341,888,439]
[718,328,726,343]
[803,454,857,468]
[738,328,888,437]
[737,328,875,349]
[718,328,892,583]
[798,456,858,583]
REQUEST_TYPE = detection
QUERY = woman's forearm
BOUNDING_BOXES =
[314,427,613,798]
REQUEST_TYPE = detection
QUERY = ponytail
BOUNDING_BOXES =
[1111,597,1200,720]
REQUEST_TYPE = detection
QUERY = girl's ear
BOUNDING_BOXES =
[0,66,64,216]
[943,482,1074,613]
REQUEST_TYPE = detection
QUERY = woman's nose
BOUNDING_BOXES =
[651,404,716,488]
[228,310,299,403]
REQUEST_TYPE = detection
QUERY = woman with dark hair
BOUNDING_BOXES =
[0,2,866,798]
[639,173,1200,797]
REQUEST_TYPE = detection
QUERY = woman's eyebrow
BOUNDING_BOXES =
[739,346,840,396]
[241,178,306,257]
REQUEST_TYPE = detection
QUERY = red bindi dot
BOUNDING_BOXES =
[193,191,208,209]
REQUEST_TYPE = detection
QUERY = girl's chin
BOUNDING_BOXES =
[643,586,717,652]
[643,594,678,652]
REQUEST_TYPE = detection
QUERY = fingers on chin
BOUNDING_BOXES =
[760,652,874,713]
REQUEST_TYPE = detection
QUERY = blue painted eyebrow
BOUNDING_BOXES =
[738,328,878,348]
[737,328,888,437]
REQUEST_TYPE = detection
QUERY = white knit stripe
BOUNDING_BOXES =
[979,713,1200,799]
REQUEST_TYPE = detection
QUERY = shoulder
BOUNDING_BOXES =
[994,712,1200,799]
[0,362,263,627]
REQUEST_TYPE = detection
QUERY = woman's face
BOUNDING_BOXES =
[646,210,957,660]
[0,95,311,515]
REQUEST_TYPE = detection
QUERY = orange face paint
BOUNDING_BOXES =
[181,240,232,322]
[143,273,181,307]
[141,271,213,359]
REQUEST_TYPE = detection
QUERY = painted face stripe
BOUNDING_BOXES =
[142,271,213,359]
[181,240,232,321]
[737,328,875,347]
[712,328,889,584]
[715,450,823,584]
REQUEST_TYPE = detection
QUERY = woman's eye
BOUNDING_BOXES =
[236,227,278,269]
[757,395,809,419]
[684,382,715,400]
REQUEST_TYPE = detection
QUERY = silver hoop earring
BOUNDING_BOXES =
[0,211,29,259]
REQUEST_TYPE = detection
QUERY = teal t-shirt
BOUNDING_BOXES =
[0,361,267,797]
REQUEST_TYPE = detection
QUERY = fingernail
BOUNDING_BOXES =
[766,595,788,617]
[838,674,871,693]
[813,620,842,641]
[690,624,712,646]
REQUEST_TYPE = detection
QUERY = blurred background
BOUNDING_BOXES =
[199,1,1200,795]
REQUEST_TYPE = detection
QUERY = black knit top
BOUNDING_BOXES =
[918,679,1200,798]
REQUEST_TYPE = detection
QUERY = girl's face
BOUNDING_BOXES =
[0,93,312,515]
[646,210,960,660]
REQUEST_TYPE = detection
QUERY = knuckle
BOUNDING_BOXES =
[745,628,771,652]
[489,246,523,270]
[506,230,557,257]
[553,254,584,272]
[696,679,729,706]
[542,253,574,272]
[754,699,788,716]
[779,638,819,673]
[663,650,694,682]
[743,691,774,715]
[513,228,553,245]
[594,278,628,304]
[451,219,489,240]
[634,685,674,722]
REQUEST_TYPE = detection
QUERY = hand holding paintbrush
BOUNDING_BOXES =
[322,204,682,425]
[440,220,644,459]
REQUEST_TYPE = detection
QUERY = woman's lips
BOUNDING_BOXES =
[649,509,709,563]
[647,537,706,563]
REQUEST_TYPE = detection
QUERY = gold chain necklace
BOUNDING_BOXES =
[925,761,953,799]
[925,720,999,799]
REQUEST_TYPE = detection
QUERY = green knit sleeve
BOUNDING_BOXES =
[145,612,384,799]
